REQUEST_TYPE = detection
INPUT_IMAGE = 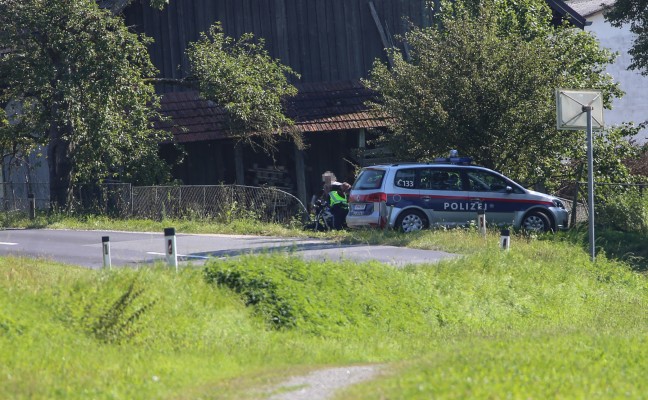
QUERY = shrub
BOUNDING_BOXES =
[596,187,648,233]
[203,254,430,336]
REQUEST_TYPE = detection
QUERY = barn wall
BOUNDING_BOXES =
[124,0,433,86]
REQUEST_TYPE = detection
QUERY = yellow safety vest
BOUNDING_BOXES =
[329,191,348,209]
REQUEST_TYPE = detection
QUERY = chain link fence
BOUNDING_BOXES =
[130,185,308,223]
[557,181,647,228]
[5,180,645,229]
[0,182,50,212]
[0,183,309,225]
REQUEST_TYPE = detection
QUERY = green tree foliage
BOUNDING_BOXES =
[367,0,623,189]
[98,0,168,15]
[186,23,302,151]
[604,0,648,74]
[0,0,172,208]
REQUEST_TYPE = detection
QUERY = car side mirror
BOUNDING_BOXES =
[506,186,513,193]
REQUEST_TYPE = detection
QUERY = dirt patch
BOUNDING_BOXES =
[264,365,383,400]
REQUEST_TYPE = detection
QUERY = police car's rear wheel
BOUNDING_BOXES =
[396,210,428,233]
[522,211,552,233]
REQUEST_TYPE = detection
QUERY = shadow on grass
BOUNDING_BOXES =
[551,227,648,272]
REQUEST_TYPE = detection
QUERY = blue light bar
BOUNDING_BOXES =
[433,157,473,164]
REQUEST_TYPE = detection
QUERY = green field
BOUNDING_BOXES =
[1,226,647,399]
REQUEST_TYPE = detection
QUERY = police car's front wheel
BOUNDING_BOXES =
[396,210,429,233]
[521,211,552,233]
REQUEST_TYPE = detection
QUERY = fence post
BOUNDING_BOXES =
[570,182,580,228]
[130,184,134,217]
[27,194,36,219]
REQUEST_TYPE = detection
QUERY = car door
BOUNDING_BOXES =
[418,167,474,226]
[466,168,526,225]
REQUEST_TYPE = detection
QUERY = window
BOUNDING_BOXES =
[467,170,522,193]
[394,169,417,189]
[418,168,463,191]
[353,168,386,190]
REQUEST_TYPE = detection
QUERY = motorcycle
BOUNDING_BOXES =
[304,198,334,231]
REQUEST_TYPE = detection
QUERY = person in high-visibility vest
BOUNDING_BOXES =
[329,182,350,230]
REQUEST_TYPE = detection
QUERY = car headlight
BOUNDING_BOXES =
[552,199,565,209]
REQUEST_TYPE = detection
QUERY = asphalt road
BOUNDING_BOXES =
[0,229,458,269]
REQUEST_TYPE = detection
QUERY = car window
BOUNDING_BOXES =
[352,168,386,190]
[419,168,463,191]
[467,170,523,193]
[394,168,417,189]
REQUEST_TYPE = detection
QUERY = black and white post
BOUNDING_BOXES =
[164,227,178,272]
[477,208,487,237]
[102,236,111,269]
[500,229,510,251]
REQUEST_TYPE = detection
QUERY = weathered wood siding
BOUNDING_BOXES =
[124,0,432,85]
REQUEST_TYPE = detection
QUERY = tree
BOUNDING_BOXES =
[97,0,168,15]
[0,0,172,209]
[366,0,622,189]
[186,23,302,152]
[604,0,648,75]
[1,0,300,209]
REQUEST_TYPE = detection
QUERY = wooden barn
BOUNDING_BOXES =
[122,0,586,204]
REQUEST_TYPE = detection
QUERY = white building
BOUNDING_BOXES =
[568,0,648,144]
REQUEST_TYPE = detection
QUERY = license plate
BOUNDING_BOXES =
[353,204,366,211]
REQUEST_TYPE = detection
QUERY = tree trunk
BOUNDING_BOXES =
[47,125,72,210]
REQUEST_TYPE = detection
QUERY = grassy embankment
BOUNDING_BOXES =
[2,223,647,399]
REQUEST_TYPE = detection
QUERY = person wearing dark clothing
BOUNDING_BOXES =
[329,182,350,230]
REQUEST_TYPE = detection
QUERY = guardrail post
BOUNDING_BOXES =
[164,227,178,272]
[477,208,486,237]
[102,236,111,269]
[500,229,510,251]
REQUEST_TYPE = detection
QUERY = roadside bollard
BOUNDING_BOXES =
[477,208,487,237]
[164,227,178,272]
[102,236,111,269]
[500,229,511,251]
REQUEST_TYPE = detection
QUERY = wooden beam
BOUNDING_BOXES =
[294,144,307,206]
[234,144,244,185]
[368,0,394,67]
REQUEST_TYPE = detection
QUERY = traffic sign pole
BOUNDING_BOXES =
[585,106,596,262]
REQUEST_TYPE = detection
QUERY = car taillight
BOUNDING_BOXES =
[361,192,387,203]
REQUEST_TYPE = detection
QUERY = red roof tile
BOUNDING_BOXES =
[158,80,386,143]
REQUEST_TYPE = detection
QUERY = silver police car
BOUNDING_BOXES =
[346,157,569,233]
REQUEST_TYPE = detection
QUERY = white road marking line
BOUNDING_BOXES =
[0,242,18,246]
[146,251,210,260]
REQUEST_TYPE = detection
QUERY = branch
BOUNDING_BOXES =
[97,0,132,15]
[97,0,168,15]
[144,77,199,89]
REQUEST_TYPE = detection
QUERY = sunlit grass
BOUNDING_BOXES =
[2,231,648,398]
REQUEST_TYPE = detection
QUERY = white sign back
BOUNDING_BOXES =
[556,89,604,130]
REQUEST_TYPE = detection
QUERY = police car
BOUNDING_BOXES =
[346,155,569,233]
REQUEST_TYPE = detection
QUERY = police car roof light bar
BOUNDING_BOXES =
[432,157,473,165]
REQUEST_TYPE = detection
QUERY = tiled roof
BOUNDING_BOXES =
[566,0,615,17]
[158,80,386,143]
[547,0,590,28]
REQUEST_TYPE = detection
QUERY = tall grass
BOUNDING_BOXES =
[2,230,648,399]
